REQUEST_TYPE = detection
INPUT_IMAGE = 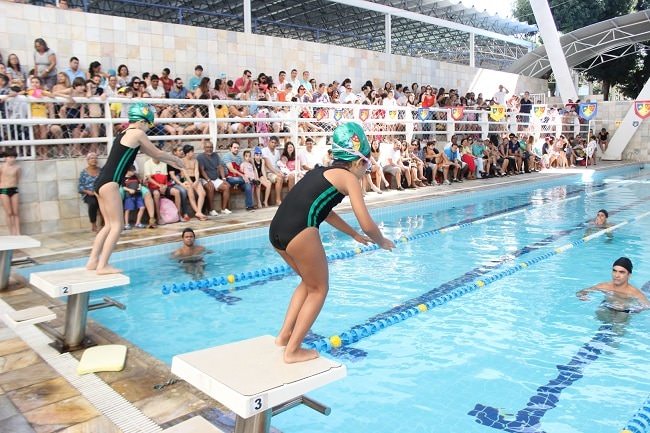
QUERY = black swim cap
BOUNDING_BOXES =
[598,209,608,218]
[613,257,632,274]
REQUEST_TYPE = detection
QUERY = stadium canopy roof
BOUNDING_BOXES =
[62,0,538,70]
[507,9,650,77]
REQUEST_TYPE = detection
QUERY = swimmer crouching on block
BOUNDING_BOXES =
[270,122,395,363]
[577,257,650,313]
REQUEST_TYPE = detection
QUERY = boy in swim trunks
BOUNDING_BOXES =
[0,147,21,235]
[270,122,395,363]
[86,103,184,274]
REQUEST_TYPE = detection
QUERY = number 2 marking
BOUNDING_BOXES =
[62,286,69,294]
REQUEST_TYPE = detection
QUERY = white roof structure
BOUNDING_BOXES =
[508,9,650,77]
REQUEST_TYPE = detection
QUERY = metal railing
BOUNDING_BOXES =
[0,96,588,159]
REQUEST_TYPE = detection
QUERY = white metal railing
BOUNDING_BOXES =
[0,95,589,159]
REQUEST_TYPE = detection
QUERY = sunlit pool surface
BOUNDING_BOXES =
[24,165,650,433]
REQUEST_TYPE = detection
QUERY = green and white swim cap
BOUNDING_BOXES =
[331,122,371,162]
[128,103,155,125]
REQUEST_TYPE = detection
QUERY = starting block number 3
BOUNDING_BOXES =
[249,393,267,414]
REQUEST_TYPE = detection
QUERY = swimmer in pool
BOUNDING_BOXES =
[270,122,395,363]
[576,257,650,319]
[172,227,206,279]
[584,209,613,238]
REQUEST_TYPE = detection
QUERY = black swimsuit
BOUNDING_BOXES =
[0,187,18,197]
[94,131,140,194]
[269,166,345,251]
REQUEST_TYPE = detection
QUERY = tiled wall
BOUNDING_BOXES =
[1,2,547,96]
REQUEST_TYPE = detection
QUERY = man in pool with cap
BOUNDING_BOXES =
[576,257,650,313]
[585,208,613,237]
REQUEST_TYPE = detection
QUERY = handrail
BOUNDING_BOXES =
[1,96,593,159]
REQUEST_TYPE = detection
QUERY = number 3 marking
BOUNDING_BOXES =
[254,398,262,410]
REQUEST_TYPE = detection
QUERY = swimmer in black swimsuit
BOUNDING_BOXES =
[0,147,21,235]
[86,103,184,275]
[270,122,395,363]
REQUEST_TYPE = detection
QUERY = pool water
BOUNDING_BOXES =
[25,165,650,433]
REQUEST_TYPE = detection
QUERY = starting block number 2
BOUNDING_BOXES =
[249,393,267,414]
[61,286,70,295]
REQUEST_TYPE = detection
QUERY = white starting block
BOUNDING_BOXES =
[3,305,56,328]
[171,335,346,433]
[29,268,129,352]
[0,236,41,290]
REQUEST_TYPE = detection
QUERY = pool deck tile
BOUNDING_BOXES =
[0,161,642,432]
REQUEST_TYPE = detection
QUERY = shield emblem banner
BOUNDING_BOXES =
[634,100,650,119]
[451,106,464,121]
[359,109,369,122]
[388,110,398,120]
[315,108,328,121]
[333,109,343,122]
[532,105,546,119]
[417,108,431,121]
[489,105,506,121]
[578,102,598,121]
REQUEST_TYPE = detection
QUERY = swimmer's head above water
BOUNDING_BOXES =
[595,209,608,226]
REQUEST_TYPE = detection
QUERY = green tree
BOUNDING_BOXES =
[513,0,645,100]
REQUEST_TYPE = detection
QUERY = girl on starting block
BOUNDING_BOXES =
[269,122,395,363]
[86,103,184,274]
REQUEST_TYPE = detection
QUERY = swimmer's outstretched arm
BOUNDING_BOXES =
[135,129,185,170]
[325,211,372,244]
[576,285,604,300]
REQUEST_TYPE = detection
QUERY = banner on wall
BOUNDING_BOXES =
[451,106,464,121]
[388,110,398,120]
[417,108,431,121]
[358,109,369,122]
[315,108,328,121]
[633,100,650,119]
[578,102,598,121]
[489,105,506,121]
[333,109,343,122]
[532,105,546,119]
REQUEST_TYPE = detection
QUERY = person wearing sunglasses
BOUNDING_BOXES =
[86,103,184,275]
[270,122,395,363]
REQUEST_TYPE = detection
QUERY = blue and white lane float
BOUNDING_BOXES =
[161,183,624,295]
[307,209,650,353]
[621,390,650,433]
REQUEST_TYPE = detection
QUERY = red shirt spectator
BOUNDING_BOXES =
[233,69,253,95]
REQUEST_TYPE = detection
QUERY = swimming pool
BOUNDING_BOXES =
[24,165,650,433]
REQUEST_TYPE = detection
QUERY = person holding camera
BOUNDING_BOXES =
[240,149,260,210]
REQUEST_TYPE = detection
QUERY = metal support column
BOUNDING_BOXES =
[62,292,91,349]
[243,0,252,34]
[0,250,12,290]
[469,32,475,67]
[234,410,272,433]
[530,0,578,103]
[385,13,391,55]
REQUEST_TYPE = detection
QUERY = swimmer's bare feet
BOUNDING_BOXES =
[284,348,319,364]
[86,259,97,271]
[96,265,123,275]
[275,332,290,347]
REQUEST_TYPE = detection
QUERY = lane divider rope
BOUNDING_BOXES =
[161,182,625,295]
[306,209,650,353]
